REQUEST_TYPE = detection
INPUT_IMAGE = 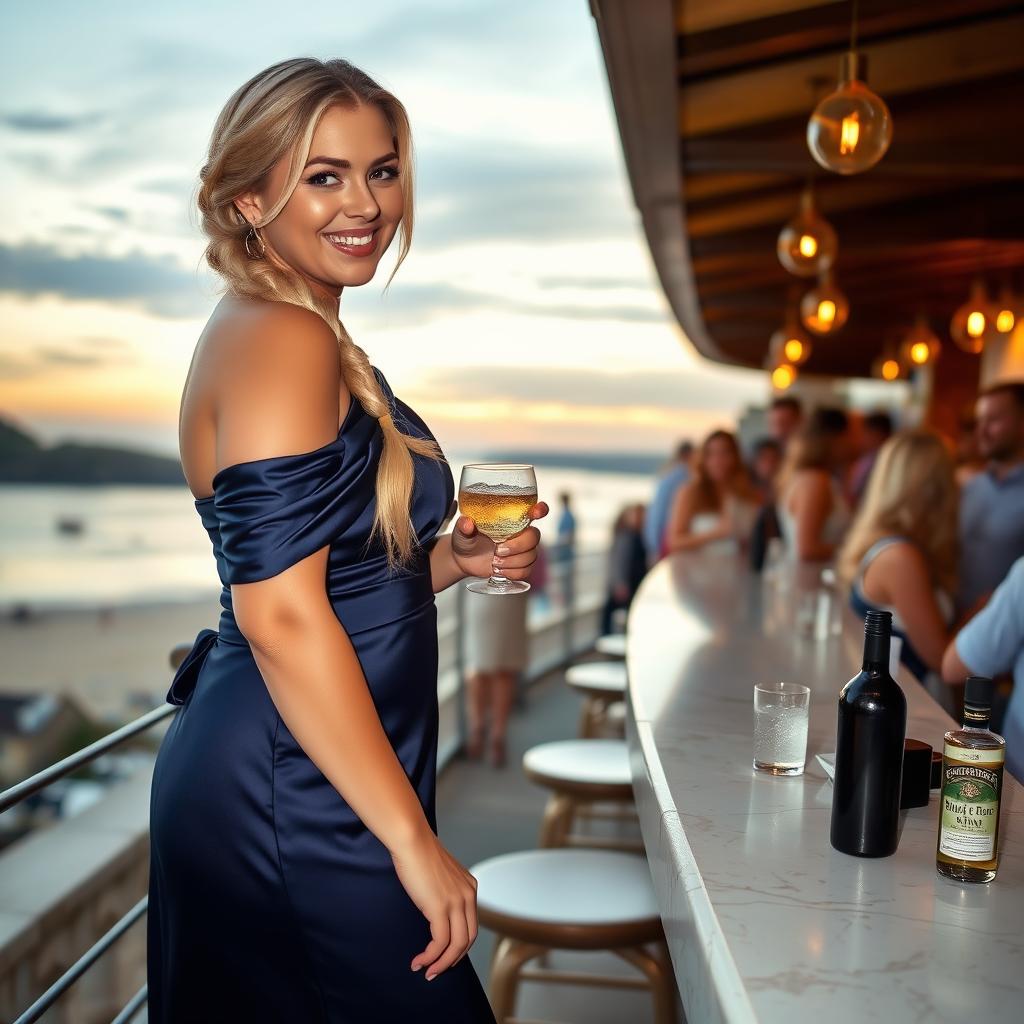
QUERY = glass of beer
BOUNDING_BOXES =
[458,463,538,595]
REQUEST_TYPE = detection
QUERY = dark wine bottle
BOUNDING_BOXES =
[830,609,908,857]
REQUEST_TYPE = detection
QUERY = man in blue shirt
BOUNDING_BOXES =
[644,441,693,565]
[943,555,1024,783]
[957,381,1024,614]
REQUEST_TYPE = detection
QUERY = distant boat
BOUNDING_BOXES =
[55,515,85,536]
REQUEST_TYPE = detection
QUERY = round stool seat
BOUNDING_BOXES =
[471,848,661,949]
[523,739,631,789]
[566,660,627,694]
[595,633,627,657]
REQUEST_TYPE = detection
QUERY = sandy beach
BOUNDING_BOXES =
[0,593,226,724]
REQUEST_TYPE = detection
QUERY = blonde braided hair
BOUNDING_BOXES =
[195,58,441,568]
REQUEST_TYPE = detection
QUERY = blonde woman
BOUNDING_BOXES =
[837,430,958,687]
[776,406,853,561]
[666,430,761,554]
[152,60,546,1021]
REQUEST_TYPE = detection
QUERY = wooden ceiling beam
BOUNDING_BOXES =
[678,0,1018,80]
[674,0,844,36]
[682,140,1024,180]
[678,13,1024,138]
[692,239,1013,277]
[683,171,791,201]
[696,248,1024,300]
[685,177,965,239]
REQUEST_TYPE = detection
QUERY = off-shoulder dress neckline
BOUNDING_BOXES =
[192,392,359,506]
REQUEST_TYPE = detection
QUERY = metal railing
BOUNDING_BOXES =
[0,542,609,1024]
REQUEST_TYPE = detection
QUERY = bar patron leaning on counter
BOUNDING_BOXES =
[624,552,1022,1024]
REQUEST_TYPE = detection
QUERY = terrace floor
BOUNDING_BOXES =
[436,655,679,1024]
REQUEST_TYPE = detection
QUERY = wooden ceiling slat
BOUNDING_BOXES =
[678,0,1018,80]
[678,13,1024,138]
[674,0,843,36]
[682,140,1024,180]
[684,177,965,239]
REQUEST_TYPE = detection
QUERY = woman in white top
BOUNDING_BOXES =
[776,406,853,562]
[666,430,761,554]
[837,430,959,694]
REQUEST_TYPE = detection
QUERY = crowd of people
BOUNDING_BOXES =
[604,381,1024,783]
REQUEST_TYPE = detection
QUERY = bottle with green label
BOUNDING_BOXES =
[936,676,1005,883]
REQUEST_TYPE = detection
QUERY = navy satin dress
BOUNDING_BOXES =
[148,367,497,1023]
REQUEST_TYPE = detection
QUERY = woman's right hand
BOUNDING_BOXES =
[390,827,479,980]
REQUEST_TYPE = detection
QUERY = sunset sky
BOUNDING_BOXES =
[0,0,771,459]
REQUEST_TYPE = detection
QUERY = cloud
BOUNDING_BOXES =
[408,365,762,413]
[93,206,132,223]
[348,279,665,327]
[0,241,215,318]
[413,144,635,247]
[35,346,118,367]
[0,336,137,378]
[0,353,37,379]
[538,275,652,292]
[1,110,104,132]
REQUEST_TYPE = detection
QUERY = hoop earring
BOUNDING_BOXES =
[244,223,265,259]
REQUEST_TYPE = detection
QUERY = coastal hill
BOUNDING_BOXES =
[482,450,667,476]
[0,416,185,486]
[0,415,670,486]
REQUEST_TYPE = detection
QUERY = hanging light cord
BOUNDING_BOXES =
[850,0,859,52]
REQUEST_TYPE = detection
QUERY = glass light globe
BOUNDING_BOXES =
[898,316,941,367]
[800,271,849,335]
[771,363,797,390]
[807,52,893,175]
[950,280,995,354]
[992,285,1021,336]
[769,322,813,366]
[871,353,902,381]
[777,190,838,277]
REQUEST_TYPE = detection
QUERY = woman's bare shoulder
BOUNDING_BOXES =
[201,295,337,356]
[187,297,344,471]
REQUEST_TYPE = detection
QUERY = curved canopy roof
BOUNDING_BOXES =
[590,0,1024,378]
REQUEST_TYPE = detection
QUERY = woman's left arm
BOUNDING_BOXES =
[429,503,549,594]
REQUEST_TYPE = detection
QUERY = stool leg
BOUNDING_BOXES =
[538,793,573,848]
[578,696,596,738]
[614,942,678,1024]
[488,937,547,1023]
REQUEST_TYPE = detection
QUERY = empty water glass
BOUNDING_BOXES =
[753,682,811,776]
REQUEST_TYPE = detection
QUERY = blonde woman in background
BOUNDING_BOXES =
[838,430,958,703]
[776,407,853,562]
[665,430,761,554]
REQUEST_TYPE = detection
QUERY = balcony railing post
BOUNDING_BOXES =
[453,578,468,752]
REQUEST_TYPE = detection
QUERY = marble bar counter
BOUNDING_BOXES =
[625,551,1023,1024]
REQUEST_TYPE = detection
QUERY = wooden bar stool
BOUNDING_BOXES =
[471,848,678,1024]
[595,633,627,658]
[565,661,628,738]
[522,739,641,852]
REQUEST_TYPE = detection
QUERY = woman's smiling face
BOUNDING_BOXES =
[236,102,404,298]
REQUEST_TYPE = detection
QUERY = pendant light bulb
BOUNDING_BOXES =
[871,352,902,381]
[898,315,941,367]
[800,270,849,335]
[807,52,892,175]
[777,189,838,277]
[769,321,813,366]
[771,363,798,391]
[951,279,995,355]
[992,284,1021,336]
